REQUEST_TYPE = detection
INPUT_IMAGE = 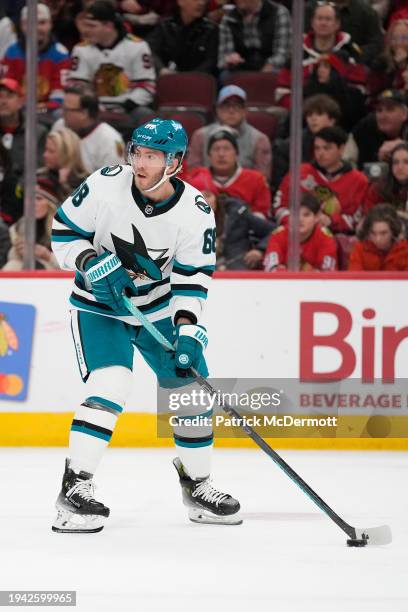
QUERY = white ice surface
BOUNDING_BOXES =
[0,448,405,612]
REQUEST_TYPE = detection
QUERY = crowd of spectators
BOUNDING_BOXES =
[0,0,408,272]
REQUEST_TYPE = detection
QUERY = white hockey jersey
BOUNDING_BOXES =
[69,33,156,108]
[52,118,125,173]
[51,164,216,326]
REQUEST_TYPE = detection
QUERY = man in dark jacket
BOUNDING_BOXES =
[218,0,291,74]
[0,78,48,179]
[346,89,408,168]
[147,0,219,75]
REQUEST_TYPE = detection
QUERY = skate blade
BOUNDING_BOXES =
[188,507,243,525]
[52,506,106,534]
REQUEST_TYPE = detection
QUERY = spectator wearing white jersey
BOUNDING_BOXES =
[69,0,156,125]
[53,85,125,173]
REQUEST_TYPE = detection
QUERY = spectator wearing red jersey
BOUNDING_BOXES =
[349,203,408,270]
[276,2,366,128]
[188,128,272,217]
[1,4,70,114]
[264,192,337,271]
[274,126,368,233]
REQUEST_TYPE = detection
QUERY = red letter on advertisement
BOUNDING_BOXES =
[300,302,355,381]
[382,326,408,383]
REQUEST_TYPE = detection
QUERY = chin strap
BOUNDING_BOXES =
[129,149,185,193]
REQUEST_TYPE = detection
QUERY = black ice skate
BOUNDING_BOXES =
[52,459,110,533]
[173,457,242,525]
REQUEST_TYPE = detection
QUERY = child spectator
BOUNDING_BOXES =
[188,173,274,270]
[2,177,59,270]
[52,85,125,172]
[264,193,337,271]
[274,126,368,233]
[187,85,272,180]
[363,142,408,230]
[38,128,88,200]
[1,4,70,114]
[188,128,272,217]
[147,0,219,76]
[272,93,342,191]
[348,203,408,270]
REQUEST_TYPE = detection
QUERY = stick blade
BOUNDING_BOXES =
[354,524,392,546]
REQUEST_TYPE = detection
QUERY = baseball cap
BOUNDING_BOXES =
[0,78,22,96]
[376,90,407,107]
[217,85,247,106]
[207,128,239,153]
[84,0,118,22]
[21,3,51,21]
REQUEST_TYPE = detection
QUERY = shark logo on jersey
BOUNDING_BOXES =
[195,195,211,214]
[110,224,169,281]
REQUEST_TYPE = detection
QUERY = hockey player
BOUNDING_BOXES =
[51,118,241,533]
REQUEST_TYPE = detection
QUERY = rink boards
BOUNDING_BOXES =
[0,271,407,449]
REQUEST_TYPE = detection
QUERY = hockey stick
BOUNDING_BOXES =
[123,295,392,546]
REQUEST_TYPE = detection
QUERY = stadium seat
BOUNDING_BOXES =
[225,72,279,112]
[156,111,206,141]
[156,73,217,118]
[246,110,279,142]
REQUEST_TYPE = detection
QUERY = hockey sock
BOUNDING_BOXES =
[69,395,122,474]
[175,441,213,480]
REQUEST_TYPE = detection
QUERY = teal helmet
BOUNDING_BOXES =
[130,117,188,162]
[128,118,188,192]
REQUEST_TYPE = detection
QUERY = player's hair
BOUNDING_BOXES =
[300,192,320,215]
[64,85,99,119]
[303,94,341,122]
[358,204,402,241]
[46,127,88,177]
[313,126,348,147]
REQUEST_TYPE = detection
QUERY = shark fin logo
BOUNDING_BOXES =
[110,225,169,280]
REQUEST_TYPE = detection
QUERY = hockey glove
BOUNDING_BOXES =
[174,324,208,377]
[84,252,137,314]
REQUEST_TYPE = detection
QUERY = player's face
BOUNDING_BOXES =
[306,111,335,134]
[369,221,393,252]
[217,98,246,128]
[311,6,339,37]
[376,103,408,136]
[43,138,60,170]
[299,207,317,237]
[132,146,167,192]
[392,148,408,183]
[0,89,23,118]
[208,140,237,175]
[314,138,343,171]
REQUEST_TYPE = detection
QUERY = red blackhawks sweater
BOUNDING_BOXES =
[264,224,337,271]
[273,162,368,233]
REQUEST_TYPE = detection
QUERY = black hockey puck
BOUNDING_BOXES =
[346,539,368,547]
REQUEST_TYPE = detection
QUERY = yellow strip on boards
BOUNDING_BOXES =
[0,413,407,449]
